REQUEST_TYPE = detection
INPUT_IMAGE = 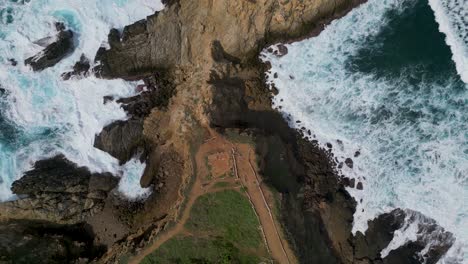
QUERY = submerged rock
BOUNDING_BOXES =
[25,27,75,71]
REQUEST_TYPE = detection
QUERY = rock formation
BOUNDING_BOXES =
[90,0,454,263]
[25,23,75,71]
[0,155,118,224]
[0,0,455,263]
[62,54,91,80]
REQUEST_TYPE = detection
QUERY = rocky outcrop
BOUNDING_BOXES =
[1,0,455,263]
[353,209,454,264]
[0,155,118,224]
[61,54,90,80]
[94,119,145,164]
[25,23,75,71]
[87,0,455,263]
[94,0,366,79]
[0,220,105,264]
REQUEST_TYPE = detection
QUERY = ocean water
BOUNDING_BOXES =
[0,0,163,200]
[262,0,467,262]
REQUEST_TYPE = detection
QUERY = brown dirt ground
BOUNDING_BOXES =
[128,129,297,264]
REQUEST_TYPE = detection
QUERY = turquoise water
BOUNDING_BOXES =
[263,0,467,262]
[0,0,162,200]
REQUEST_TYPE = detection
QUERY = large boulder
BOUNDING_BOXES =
[94,119,145,164]
[0,155,118,224]
[25,24,75,71]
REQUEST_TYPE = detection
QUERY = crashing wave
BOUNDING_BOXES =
[0,0,163,201]
[428,0,468,83]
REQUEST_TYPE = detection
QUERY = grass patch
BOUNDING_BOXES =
[140,236,261,264]
[141,190,268,264]
[185,190,262,248]
[213,181,232,188]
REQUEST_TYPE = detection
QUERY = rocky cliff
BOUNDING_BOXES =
[0,0,455,263]
[91,0,453,263]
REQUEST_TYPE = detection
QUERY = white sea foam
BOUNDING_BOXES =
[118,157,152,200]
[261,0,467,262]
[381,211,419,258]
[428,0,468,83]
[0,0,163,200]
[381,210,456,262]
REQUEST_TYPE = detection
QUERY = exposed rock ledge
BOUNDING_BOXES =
[0,0,455,263]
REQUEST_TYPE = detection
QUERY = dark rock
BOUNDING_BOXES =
[103,95,114,104]
[0,155,118,223]
[55,22,66,32]
[94,46,107,63]
[122,20,147,42]
[342,177,356,188]
[350,178,356,188]
[356,182,363,190]
[0,220,105,264]
[354,209,454,264]
[327,142,333,149]
[355,150,361,157]
[61,54,90,80]
[108,28,121,49]
[94,119,144,165]
[345,157,353,168]
[8,58,17,66]
[115,73,176,118]
[25,30,75,71]
[354,209,407,260]
[275,44,288,57]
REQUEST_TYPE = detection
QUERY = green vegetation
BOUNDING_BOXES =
[212,181,232,188]
[185,190,261,248]
[140,236,261,264]
[141,190,268,264]
[224,129,255,146]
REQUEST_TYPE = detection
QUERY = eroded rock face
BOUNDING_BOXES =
[94,0,366,79]
[94,119,145,165]
[0,155,118,224]
[25,24,75,71]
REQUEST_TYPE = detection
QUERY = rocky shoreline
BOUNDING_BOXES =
[0,0,455,263]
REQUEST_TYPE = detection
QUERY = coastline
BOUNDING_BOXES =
[0,0,456,263]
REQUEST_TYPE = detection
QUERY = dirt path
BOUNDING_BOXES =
[232,144,296,264]
[129,131,296,264]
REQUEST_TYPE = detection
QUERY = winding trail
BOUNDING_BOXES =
[129,130,296,264]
